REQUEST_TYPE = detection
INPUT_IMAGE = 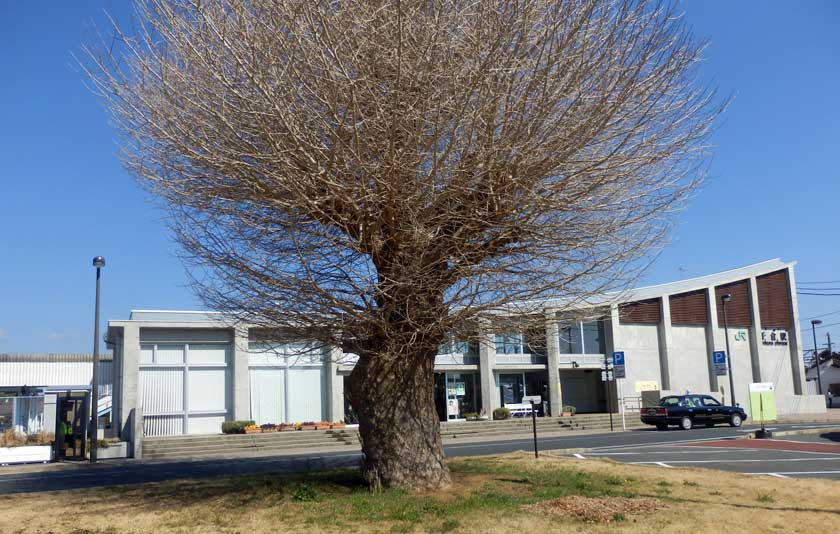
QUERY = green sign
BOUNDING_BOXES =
[748,382,777,422]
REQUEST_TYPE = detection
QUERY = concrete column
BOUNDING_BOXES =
[704,286,722,392]
[478,318,497,417]
[786,266,806,395]
[326,345,345,422]
[657,296,673,391]
[748,277,763,383]
[119,324,140,441]
[232,326,251,420]
[544,311,563,416]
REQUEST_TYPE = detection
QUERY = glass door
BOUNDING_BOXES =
[499,374,524,406]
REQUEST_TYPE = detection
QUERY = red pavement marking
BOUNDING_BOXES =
[674,439,840,454]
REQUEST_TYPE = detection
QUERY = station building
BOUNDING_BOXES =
[106,258,826,440]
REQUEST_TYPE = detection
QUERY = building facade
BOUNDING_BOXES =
[106,259,826,440]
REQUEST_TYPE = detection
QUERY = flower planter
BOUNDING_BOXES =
[279,426,297,432]
[314,424,330,431]
[0,445,53,465]
[330,423,346,430]
[300,425,317,431]
[562,412,574,417]
[245,428,261,434]
[96,442,128,460]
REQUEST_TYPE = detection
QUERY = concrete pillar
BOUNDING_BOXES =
[704,286,722,392]
[326,345,345,422]
[544,311,563,416]
[119,324,140,441]
[657,296,673,391]
[478,318,497,417]
[786,266,805,395]
[748,277,763,383]
[232,326,251,420]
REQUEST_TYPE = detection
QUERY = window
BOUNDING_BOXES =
[659,396,680,406]
[581,321,605,354]
[558,324,583,354]
[701,397,721,407]
[495,332,525,354]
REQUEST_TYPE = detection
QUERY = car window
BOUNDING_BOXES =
[702,397,721,407]
[660,397,681,406]
[684,397,698,408]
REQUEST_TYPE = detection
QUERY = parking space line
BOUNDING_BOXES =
[654,462,673,468]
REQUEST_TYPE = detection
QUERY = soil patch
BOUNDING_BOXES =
[528,495,664,523]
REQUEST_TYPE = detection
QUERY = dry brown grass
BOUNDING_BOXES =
[0,453,837,533]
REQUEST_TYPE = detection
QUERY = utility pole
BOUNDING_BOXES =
[812,320,824,395]
[90,256,106,463]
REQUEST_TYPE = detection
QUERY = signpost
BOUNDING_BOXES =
[713,351,727,377]
[524,395,542,458]
[749,383,776,439]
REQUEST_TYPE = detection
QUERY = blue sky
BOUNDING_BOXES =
[0,1,838,354]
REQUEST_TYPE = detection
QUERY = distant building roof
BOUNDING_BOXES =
[0,353,113,362]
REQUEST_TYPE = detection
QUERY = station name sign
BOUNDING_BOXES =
[761,328,788,346]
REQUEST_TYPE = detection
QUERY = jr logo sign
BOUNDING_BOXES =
[734,331,747,342]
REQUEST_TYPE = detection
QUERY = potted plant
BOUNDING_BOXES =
[300,421,317,431]
[562,405,576,417]
[0,430,54,464]
[93,438,129,460]
[244,424,261,434]
[314,421,331,430]
[260,423,278,433]
[463,412,480,421]
[493,407,511,420]
[279,423,297,431]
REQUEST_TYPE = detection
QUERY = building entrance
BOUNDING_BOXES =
[55,393,88,461]
[434,372,480,421]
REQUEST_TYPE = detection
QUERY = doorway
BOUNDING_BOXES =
[55,394,88,461]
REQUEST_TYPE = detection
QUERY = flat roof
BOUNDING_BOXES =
[113,258,794,322]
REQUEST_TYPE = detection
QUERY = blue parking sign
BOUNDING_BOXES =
[713,351,727,376]
[612,352,625,378]
[612,352,625,366]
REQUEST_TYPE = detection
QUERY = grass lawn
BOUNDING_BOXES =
[1,452,838,533]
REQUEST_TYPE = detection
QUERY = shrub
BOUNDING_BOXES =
[221,420,255,434]
[493,407,511,420]
[562,405,576,415]
[463,412,480,421]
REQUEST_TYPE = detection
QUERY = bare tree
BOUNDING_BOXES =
[84,0,722,489]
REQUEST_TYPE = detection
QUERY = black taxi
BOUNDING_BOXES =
[640,394,747,430]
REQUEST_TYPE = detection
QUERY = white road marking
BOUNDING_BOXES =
[573,453,586,459]
[631,457,840,465]
[654,462,673,468]
[765,473,790,479]
[747,470,840,476]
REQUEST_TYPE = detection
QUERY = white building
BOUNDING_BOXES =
[106,258,826,442]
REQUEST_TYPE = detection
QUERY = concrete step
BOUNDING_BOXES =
[143,440,354,459]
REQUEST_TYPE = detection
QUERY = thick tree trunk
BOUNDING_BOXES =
[347,347,451,490]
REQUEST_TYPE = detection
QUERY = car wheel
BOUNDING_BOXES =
[730,414,742,427]
[680,416,693,430]
[656,423,668,431]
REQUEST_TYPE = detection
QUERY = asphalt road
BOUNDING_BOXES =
[572,427,840,480]
[1,422,838,494]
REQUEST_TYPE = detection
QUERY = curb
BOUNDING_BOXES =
[745,426,840,439]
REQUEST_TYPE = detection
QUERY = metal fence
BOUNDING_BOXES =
[0,395,45,435]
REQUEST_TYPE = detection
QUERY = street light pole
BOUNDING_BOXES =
[90,256,106,463]
[812,320,823,395]
[722,294,735,406]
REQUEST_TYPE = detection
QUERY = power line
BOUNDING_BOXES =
[797,292,840,296]
[799,280,840,284]
[800,309,840,323]
[800,288,840,292]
